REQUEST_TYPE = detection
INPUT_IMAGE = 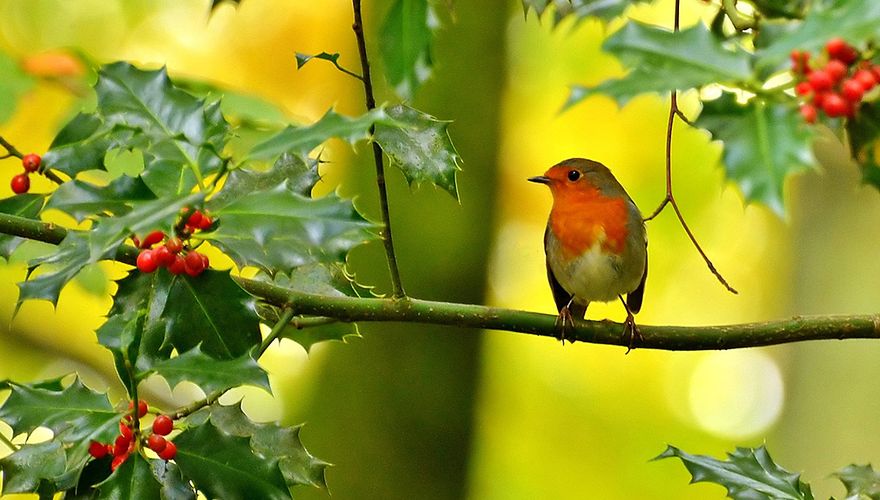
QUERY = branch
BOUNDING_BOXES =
[0,133,65,185]
[351,0,406,298]
[1,213,879,351]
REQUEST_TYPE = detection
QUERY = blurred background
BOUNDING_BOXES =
[1,0,880,498]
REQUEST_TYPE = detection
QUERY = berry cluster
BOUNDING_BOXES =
[10,153,41,194]
[134,209,214,277]
[87,400,177,471]
[792,38,879,123]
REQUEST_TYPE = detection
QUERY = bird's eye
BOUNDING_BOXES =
[567,170,581,182]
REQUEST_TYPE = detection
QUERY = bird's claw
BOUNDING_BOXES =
[622,313,642,354]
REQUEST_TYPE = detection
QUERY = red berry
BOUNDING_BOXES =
[147,433,167,453]
[842,79,865,102]
[154,245,174,267]
[158,440,177,460]
[795,81,812,96]
[822,93,849,117]
[119,420,133,439]
[808,70,833,91]
[129,399,149,418]
[166,237,183,254]
[136,249,159,273]
[790,50,810,74]
[186,210,204,228]
[21,154,41,173]
[184,251,206,276]
[168,254,186,275]
[152,414,173,436]
[854,69,877,90]
[114,435,131,457]
[812,91,829,107]
[827,37,857,64]
[10,173,29,194]
[111,453,128,471]
[88,440,108,459]
[197,214,213,230]
[800,104,817,124]
[140,230,165,249]
[824,60,848,82]
[200,252,210,269]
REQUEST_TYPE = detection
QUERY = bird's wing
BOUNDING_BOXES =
[626,251,647,314]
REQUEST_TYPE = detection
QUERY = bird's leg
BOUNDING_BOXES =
[617,295,641,354]
[555,296,576,345]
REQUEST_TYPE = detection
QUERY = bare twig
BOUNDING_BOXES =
[0,134,64,185]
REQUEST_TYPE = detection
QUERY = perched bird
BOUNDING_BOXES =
[528,158,647,348]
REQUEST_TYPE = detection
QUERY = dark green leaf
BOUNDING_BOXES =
[174,419,292,500]
[834,464,880,499]
[162,270,262,359]
[757,0,880,71]
[208,403,329,490]
[247,108,396,162]
[750,0,807,19]
[380,0,436,99]
[846,103,880,190]
[0,51,35,124]
[205,184,377,273]
[18,231,91,305]
[209,153,319,210]
[374,104,461,198]
[95,454,162,500]
[568,22,752,109]
[46,176,156,223]
[522,0,649,25]
[149,346,269,395]
[0,194,46,259]
[0,441,65,495]
[43,113,119,178]
[151,461,197,500]
[656,445,814,500]
[696,93,815,215]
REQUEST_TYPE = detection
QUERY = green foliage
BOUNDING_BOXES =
[521,0,650,25]
[0,194,45,258]
[0,441,66,496]
[658,445,814,500]
[0,51,35,124]
[834,464,880,499]
[95,454,163,500]
[380,0,436,99]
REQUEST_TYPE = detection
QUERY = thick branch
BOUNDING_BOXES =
[1,213,878,351]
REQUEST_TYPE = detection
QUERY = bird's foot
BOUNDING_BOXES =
[622,311,642,354]
[555,305,575,345]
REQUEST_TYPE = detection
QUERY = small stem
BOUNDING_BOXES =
[171,387,226,420]
[351,0,406,299]
[0,135,23,158]
[258,307,296,356]
[721,0,756,31]
[0,429,19,452]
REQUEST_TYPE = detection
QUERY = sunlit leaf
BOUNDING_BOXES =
[150,346,269,395]
[0,194,46,259]
[0,441,65,496]
[209,153,318,209]
[522,0,649,25]
[834,464,880,499]
[46,176,156,223]
[380,0,437,99]
[94,454,162,500]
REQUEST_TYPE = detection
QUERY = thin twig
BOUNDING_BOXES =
[351,0,406,299]
[644,0,737,294]
[0,134,64,185]
[0,135,23,158]
[5,212,879,351]
[0,429,19,452]
[258,307,296,356]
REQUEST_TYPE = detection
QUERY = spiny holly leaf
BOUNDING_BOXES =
[522,0,649,25]
[45,175,156,223]
[696,93,815,216]
[846,103,880,190]
[757,0,880,71]
[834,464,880,499]
[656,445,814,500]
[374,104,461,198]
[0,441,65,496]
[0,50,35,124]
[0,193,46,259]
[149,346,269,395]
[567,22,752,109]
[380,0,436,99]
[94,454,162,500]
[95,62,229,196]
[162,270,262,359]
[247,107,397,162]
[205,183,377,274]
[294,51,361,80]
[207,403,329,491]
[152,461,197,500]
[174,419,292,500]
[209,152,319,210]
[749,0,807,19]
[42,113,121,178]
[17,231,91,305]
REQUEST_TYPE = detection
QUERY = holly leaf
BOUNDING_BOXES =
[149,346,269,395]
[294,51,361,80]
[205,183,377,274]
[522,0,650,25]
[656,445,814,500]
[207,403,329,490]
[0,441,65,496]
[567,22,752,109]
[209,152,319,210]
[173,419,292,500]
[696,93,815,215]
[152,461,197,500]
[846,103,880,190]
[834,464,880,500]
[94,454,162,500]
[749,0,807,19]
[247,107,397,162]
[380,0,436,99]
[42,112,119,178]
[17,231,92,305]
[162,270,262,359]
[45,175,156,223]
[756,0,880,71]
[374,104,461,198]
[0,193,46,259]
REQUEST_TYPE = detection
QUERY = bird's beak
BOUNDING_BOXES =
[528,175,550,184]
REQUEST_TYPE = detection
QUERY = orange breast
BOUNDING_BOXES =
[548,187,629,260]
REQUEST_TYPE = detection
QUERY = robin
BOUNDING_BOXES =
[528,158,647,348]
